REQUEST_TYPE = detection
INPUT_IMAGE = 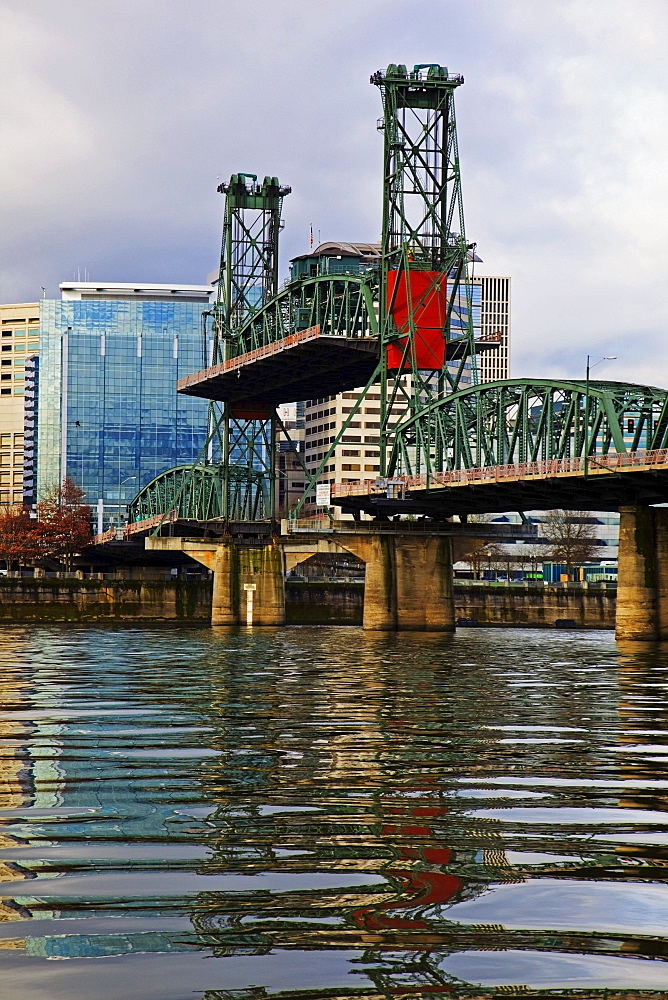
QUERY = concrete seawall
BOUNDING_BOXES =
[0,579,212,622]
[454,583,615,629]
[0,578,615,628]
[287,582,616,629]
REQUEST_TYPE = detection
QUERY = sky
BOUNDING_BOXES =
[1,0,667,385]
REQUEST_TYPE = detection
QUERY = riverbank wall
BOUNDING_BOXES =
[0,578,212,622]
[0,577,616,628]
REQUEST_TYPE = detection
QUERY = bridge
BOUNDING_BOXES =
[125,63,668,640]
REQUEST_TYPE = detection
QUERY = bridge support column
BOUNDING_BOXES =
[362,535,455,631]
[616,506,668,640]
[212,541,285,626]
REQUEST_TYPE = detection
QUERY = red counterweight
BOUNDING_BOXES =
[386,270,447,370]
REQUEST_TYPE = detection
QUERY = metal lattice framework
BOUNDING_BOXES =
[139,175,291,528]
[373,63,477,455]
[212,173,291,359]
[231,273,379,354]
[128,464,268,523]
[388,378,668,476]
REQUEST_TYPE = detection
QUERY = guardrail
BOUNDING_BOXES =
[125,509,178,536]
[283,517,537,537]
[94,509,178,545]
[331,448,668,498]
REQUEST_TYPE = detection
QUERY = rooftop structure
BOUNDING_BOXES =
[59,282,213,303]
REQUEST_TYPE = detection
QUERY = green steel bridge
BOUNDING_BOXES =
[128,63,668,530]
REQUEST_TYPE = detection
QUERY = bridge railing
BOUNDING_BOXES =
[283,517,536,537]
[331,448,668,497]
[177,325,322,390]
[94,510,178,545]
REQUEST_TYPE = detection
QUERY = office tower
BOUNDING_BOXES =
[474,275,511,383]
[0,302,39,508]
[36,282,213,528]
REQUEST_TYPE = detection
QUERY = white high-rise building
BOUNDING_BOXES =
[474,275,511,383]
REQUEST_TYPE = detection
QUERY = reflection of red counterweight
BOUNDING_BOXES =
[353,801,462,932]
[386,270,447,371]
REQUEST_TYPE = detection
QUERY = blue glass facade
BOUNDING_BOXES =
[38,299,211,527]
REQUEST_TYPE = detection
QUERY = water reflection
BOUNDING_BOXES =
[0,625,668,997]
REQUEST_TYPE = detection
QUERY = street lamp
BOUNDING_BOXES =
[117,476,137,525]
[584,355,617,478]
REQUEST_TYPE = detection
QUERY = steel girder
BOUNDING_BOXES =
[387,378,668,477]
[127,464,268,523]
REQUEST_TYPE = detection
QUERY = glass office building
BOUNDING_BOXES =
[37,284,213,529]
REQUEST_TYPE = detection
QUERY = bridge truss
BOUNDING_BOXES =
[389,378,668,475]
[128,463,268,523]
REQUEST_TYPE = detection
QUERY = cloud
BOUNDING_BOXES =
[0,0,666,385]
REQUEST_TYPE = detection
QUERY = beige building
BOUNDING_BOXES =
[0,302,39,507]
[304,389,383,491]
[303,380,414,514]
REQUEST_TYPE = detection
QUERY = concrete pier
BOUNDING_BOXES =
[353,535,454,631]
[161,538,286,626]
[616,505,668,640]
[147,530,455,631]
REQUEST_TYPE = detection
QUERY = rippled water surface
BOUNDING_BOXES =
[1,624,668,999]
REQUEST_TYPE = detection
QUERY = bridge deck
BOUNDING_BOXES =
[176,323,500,407]
[177,326,379,406]
[332,451,668,517]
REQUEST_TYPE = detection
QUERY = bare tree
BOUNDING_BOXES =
[452,516,500,579]
[541,510,600,580]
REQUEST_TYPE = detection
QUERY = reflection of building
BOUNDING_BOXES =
[0,302,39,507]
[36,282,212,528]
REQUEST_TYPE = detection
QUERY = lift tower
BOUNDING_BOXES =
[372,63,477,476]
[211,173,291,520]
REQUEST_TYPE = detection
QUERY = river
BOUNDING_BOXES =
[0,624,667,998]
